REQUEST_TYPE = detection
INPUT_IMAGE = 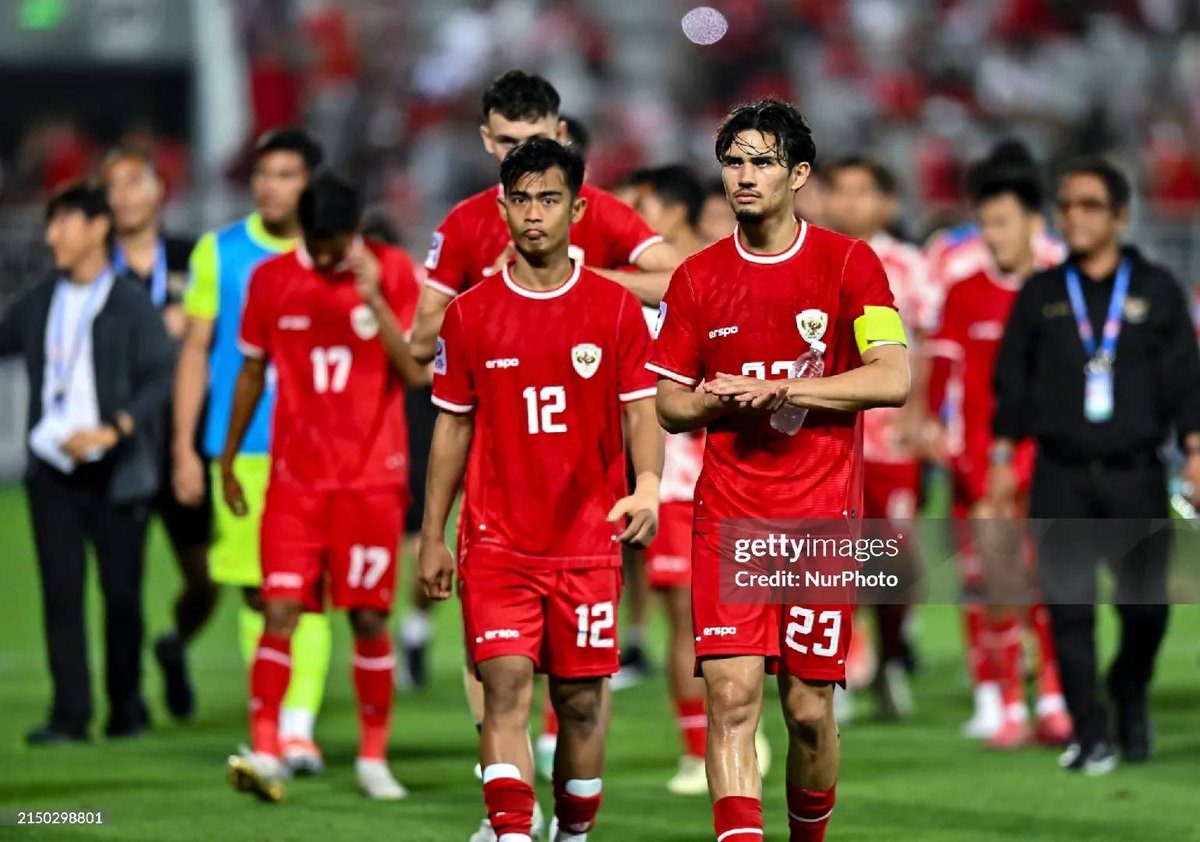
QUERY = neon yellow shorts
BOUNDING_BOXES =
[209,454,270,587]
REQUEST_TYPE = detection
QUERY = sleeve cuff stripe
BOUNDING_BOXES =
[237,340,265,358]
[866,340,906,349]
[431,395,474,414]
[628,235,665,265]
[646,362,698,386]
[424,279,459,298]
[619,387,658,402]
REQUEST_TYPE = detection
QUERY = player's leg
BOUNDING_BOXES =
[664,584,708,795]
[348,608,407,800]
[777,675,838,842]
[397,533,434,690]
[870,466,920,722]
[397,386,437,690]
[478,656,539,841]
[547,677,607,841]
[702,656,767,841]
[613,544,650,689]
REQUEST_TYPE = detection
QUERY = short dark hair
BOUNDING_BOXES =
[824,155,897,196]
[561,114,590,160]
[715,98,816,170]
[970,167,1044,213]
[499,138,585,199]
[1060,156,1132,211]
[632,165,705,227]
[298,171,363,238]
[46,180,112,223]
[254,127,324,171]
[482,70,560,122]
[704,178,726,199]
[99,144,159,179]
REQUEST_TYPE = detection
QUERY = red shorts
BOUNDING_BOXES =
[459,548,623,679]
[261,484,406,612]
[863,461,920,520]
[646,501,693,589]
[691,530,853,682]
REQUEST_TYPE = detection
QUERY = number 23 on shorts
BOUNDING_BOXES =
[784,606,843,658]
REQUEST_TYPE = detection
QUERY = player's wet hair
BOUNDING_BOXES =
[632,165,705,227]
[824,155,897,196]
[715,98,816,170]
[482,70,561,122]
[969,168,1045,214]
[1060,156,1132,212]
[500,138,585,199]
[299,171,364,238]
[45,180,112,223]
[562,114,590,160]
[254,127,324,172]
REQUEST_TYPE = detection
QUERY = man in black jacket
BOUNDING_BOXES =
[0,182,173,744]
[989,158,1200,774]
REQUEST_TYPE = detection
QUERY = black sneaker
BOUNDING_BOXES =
[1059,741,1118,776]
[106,699,150,739]
[154,633,196,721]
[1108,676,1152,763]
[26,723,88,746]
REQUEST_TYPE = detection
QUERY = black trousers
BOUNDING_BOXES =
[1029,454,1171,748]
[25,460,151,732]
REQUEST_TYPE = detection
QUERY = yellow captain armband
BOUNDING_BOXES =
[853,306,908,355]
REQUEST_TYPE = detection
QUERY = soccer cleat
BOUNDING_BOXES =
[535,733,557,782]
[986,717,1031,750]
[666,755,708,796]
[961,683,1003,739]
[469,802,545,841]
[356,758,408,801]
[154,633,196,721]
[874,661,915,721]
[755,727,772,778]
[1060,741,1117,776]
[282,736,325,776]
[548,815,590,842]
[227,747,287,803]
[1035,711,1073,747]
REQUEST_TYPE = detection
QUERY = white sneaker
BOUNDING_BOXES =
[226,746,287,803]
[962,683,1003,739]
[755,727,772,778]
[666,755,707,796]
[469,801,545,841]
[356,758,407,801]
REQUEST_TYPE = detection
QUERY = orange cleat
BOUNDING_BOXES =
[986,717,1031,751]
[1035,711,1073,747]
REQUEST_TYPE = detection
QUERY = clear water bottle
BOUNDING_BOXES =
[770,340,825,435]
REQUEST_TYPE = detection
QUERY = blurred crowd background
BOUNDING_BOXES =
[4,0,1200,474]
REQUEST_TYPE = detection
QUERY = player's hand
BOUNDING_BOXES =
[60,426,118,462]
[173,447,207,507]
[350,239,383,306]
[984,462,1018,516]
[704,373,790,414]
[607,493,659,548]
[419,540,455,600]
[219,460,248,518]
[920,420,951,465]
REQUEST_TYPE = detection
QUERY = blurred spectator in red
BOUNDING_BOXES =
[1144,119,1200,216]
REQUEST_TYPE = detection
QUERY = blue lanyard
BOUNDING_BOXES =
[1064,258,1130,363]
[112,239,167,309]
[49,273,110,408]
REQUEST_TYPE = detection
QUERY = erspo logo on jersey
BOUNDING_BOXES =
[708,325,739,339]
[486,357,521,369]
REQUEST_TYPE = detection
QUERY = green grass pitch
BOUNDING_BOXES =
[1,484,1198,841]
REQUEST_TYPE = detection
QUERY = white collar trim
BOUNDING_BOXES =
[734,219,808,264]
[502,261,582,300]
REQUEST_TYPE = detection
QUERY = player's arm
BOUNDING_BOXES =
[418,411,474,599]
[408,285,451,365]
[216,356,267,518]
[173,233,218,506]
[609,397,663,546]
[352,242,428,386]
[589,240,682,307]
[655,379,726,433]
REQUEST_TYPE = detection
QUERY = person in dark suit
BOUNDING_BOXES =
[0,182,173,745]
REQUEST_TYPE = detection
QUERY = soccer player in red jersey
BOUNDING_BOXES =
[408,70,681,365]
[420,140,663,842]
[823,156,937,720]
[925,168,1071,750]
[219,173,426,803]
[651,100,909,842]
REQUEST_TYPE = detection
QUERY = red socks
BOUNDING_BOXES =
[713,796,762,841]
[787,785,835,841]
[250,633,291,757]
[963,604,994,685]
[677,697,707,759]
[353,635,395,760]
[986,615,1026,715]
[1028,603,1063,699]
[554,778,603,836]
[482,765,536,840]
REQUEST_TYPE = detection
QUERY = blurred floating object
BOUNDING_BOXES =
[681,6,728,46]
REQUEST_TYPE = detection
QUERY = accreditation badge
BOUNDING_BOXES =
[1084,356,1114,423]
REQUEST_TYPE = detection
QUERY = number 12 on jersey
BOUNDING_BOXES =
[523,385,567,434]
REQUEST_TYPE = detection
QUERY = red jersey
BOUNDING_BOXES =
[432,263,656,567]
[423,183,663,298]
[649,222,901,524]
[924,224,1066,311]
[925,270,1019,461]
[862,233,934,465]
[661,432,705,504]
[239,241,420,490]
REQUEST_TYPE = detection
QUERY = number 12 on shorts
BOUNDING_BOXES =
[784,606,842,658]
[574,601,615,648]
